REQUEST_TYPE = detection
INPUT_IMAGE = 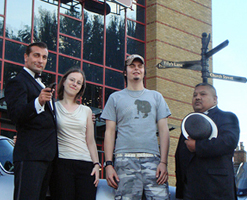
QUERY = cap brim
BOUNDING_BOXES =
[181,112,218,140]
[126,55,145,66]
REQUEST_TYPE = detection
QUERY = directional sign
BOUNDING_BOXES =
[208,72,247,83]
[156,61,183,68]
[206,40,229,58]
[156,60,201,71]
[156,33,246,84]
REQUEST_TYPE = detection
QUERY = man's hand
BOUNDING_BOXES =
[105,165,119,189]
[38,88,54,106]
[156,162,168,185]
[185,137,196,152]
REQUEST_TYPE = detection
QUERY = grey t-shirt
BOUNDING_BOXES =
[101,88,171,155]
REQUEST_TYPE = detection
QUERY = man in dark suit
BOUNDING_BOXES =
[175,83,240,200]
[5,42,57,200]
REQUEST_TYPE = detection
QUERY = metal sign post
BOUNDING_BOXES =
[156,32,247,84]
[201,32,210,83]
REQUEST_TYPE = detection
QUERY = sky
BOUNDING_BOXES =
[212,1,247,147]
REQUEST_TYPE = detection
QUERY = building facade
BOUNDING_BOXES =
[146,0,212,185]
[0,0,212,186]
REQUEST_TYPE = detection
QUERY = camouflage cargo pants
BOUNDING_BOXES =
[114,154,169,200]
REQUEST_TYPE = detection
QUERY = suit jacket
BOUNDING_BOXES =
[175,106,239,200]
[5,69,57,162]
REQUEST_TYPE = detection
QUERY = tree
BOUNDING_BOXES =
[106,15,125,70]
[83,12,104,65]
[33,7,57,51]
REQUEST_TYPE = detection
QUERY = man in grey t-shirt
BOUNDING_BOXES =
[101,54,171,200]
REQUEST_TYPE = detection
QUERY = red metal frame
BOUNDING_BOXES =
[0,0,146,178]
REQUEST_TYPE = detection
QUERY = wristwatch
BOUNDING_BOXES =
[104,161,113,168]
[93,162,102,168]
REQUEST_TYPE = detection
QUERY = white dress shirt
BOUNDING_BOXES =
[23,67,52,114]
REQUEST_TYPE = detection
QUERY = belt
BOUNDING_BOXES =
[115,153,159,158]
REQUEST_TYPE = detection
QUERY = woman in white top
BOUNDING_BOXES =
[54,68,100,200]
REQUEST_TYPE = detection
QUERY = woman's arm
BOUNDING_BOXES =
[86,108,100,187]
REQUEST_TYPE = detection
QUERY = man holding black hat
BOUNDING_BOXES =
[175,83,240,200]
[101,54,171,199]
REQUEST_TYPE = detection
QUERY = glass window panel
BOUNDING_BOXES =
[40,0,58,6]
[5,41,26,64]
[127,4,145,23]
[59,35,81,58]
[0,0,4,15]
[0,112,16,129]
[46,52,56,72]
[0,124,15,131]
[1,130,16,140]
[82,83,102,109]
[0,17,3,36]
[58,56,80,74]
[60,15,82,38]
[127,38,145,57]
[40,72,56,88]
[57,75,62,87]
[104,87,117,106]
[60,1,82,19]
[127,20,145,41]
[34,0,58,51]
[3,61,55,88]
[106,1,122,16]
[83,10,104,65]
[3,62,23,88]
[0,38,2,58]
[0,61,1,78]
[134,0,145,6]
[105,69,124,89]
[0,87,4,104]
[5,0,32,43]
[83,62,103,84]
[106,12,125,70]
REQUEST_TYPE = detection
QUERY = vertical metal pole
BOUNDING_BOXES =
[201,32,209,83]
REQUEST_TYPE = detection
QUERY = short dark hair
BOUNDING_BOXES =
[25,42,48,55]
[195,83,217,96]
[57,67,86,102]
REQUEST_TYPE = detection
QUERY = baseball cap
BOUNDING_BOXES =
[125,54,145,66]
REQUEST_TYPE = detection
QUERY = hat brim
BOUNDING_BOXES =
[126,54,145,66]
[181,112,218,140]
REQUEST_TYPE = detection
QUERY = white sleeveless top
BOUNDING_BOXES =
[55,101,92,162]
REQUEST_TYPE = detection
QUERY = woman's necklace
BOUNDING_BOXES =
[127,89,145,98]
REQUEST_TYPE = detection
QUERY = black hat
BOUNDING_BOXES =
[181,112,218,140]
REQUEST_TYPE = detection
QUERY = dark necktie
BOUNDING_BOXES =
[35,74,45,88]
[35,73,44,80]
